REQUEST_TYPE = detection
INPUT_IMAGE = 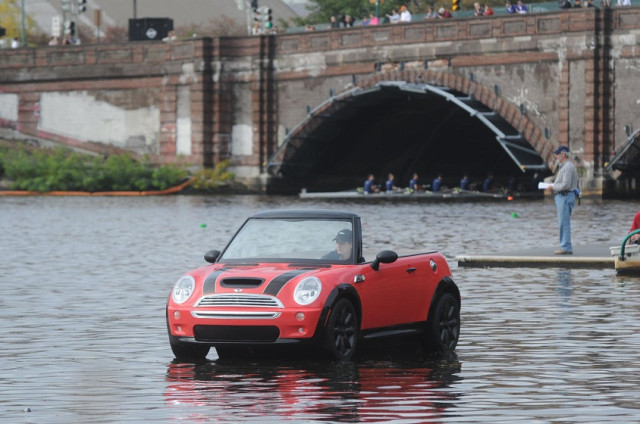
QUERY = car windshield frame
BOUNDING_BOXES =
[219,216,356,265]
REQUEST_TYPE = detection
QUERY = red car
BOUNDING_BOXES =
[167,209,460,361]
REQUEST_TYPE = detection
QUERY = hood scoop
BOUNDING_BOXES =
[220,277,265,289]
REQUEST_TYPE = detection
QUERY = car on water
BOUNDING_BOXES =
[167,209,460,361]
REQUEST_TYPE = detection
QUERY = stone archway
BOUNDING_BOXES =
[267,70,556,193]
[356,70,559,172]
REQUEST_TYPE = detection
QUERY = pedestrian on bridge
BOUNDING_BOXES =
[399,5,412,22]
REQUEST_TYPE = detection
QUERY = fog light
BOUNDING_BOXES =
[177,326,182,333]
[174,311,181,319]
[298,327,305,334]
[295,312,305,321]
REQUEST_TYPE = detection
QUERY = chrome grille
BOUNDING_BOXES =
[196,293,283,308]
[192,311,281,319]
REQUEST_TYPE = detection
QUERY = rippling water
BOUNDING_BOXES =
[1,195,639,423]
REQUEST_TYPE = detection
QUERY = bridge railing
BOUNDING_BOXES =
[284,1,639,33]
[276,7,639,54]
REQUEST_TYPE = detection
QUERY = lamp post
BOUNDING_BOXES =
[20,0,26,46]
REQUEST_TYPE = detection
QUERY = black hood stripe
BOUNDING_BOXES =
[263,269,315,296]
[202,269,227,294]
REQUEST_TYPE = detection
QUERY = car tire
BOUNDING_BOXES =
[323,298,359,361]
[170,336,210,360]
[425,292,460,353]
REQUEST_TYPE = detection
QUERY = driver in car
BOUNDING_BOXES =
[322,229,353,261]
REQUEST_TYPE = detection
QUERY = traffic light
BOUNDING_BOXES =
[259,7,272,30]
[452,0,460,11]
[251,0,258,11]
[77,0,87,13]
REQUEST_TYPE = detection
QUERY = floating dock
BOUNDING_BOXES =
[456,244,615,269]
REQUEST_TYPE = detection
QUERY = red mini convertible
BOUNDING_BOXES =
[167,209,460,361]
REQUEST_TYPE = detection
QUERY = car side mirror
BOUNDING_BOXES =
[370,250,398,271]
[204,250,221,263]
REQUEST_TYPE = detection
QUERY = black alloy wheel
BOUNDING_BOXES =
[324,298,359,361]
[426,292,460,353]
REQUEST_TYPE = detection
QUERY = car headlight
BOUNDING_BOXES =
[172,275,195,304]
[294,276,322,305]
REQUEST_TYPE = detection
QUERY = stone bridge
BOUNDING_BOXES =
[1,7,640,196]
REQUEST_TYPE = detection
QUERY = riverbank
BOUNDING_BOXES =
[0,138,242,195]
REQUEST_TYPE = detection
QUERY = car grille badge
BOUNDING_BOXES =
[234,288,242,293]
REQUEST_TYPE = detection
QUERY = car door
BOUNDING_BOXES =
[356,255,433,329]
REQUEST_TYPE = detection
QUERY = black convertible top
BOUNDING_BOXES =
[251,209,359,220]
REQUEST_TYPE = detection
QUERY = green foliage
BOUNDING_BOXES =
[151,163,191,190]
[191,160,236,192]
[297,0,551,24]
[0,0,41,45]
[301,0,383,24]
[0,143,189,192]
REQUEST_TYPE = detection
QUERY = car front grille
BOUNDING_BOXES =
[195,293,283,308]
[191,310,281,319]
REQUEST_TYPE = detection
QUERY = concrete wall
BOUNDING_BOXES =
[0,40,211,164]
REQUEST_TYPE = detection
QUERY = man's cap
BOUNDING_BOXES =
[553,145,570,154]
[333,229,352,242]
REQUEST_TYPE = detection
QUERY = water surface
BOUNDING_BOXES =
[1,195,639,423]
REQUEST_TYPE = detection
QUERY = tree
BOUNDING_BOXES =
[0,0,41,45]
[0,0,23,39]
[300,0,378,25]
[295,0,436,26]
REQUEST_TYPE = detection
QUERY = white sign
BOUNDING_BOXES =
[145,27,158,39]
[52,16,61,37]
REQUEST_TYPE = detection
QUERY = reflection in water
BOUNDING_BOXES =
[165,349,461,423]
[556,270,572,299]
[556,269,573,308]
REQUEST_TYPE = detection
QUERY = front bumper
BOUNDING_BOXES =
[167,306,327,343]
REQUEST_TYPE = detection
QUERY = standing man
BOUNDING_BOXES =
[399,5,412,22]
[547,145,579,254]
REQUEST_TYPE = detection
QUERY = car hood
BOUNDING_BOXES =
[195,263,330,297]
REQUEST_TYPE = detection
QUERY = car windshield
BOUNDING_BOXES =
[220,218,354,263]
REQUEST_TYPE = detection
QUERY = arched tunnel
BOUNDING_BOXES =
[267,81,551,194]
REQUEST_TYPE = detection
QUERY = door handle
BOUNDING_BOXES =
[406,267,417,273]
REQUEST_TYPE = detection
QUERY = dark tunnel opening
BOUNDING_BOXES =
[270,84,551,194]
